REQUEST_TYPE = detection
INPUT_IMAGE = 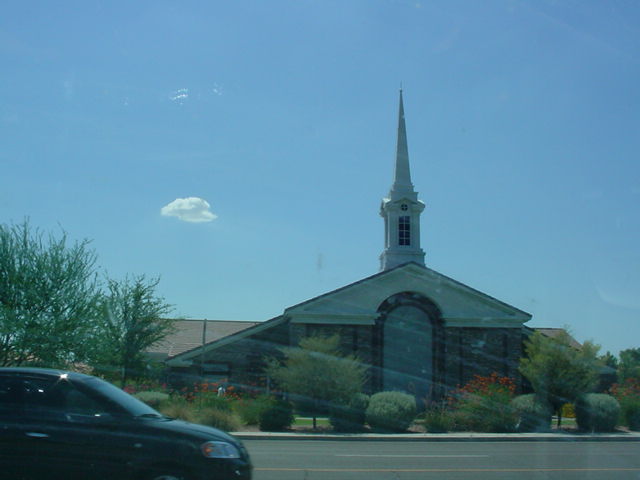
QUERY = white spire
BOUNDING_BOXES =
[389,89,416,200]
[379,90,425,271]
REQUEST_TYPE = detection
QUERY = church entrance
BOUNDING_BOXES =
[376,293,442,401]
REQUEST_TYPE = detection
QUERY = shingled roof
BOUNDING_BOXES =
[147,319,259,360]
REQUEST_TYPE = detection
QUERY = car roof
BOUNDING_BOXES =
[0,367,92,381]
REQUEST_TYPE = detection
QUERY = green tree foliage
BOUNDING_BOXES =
[600,351,619,370]
[93,275,173,384]
[265,334,366,429]
[0,221,99,366]
[618,348,640,382]
[519,330,600,427]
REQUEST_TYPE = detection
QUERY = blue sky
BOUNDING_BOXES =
[1,0,639,355]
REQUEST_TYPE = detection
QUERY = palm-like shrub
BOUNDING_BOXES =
[366,391,417,432]
[575,393,620,432]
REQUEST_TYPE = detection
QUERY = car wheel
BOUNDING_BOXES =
[146,470,188,480]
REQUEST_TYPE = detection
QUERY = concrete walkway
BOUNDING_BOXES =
[232,430,640,442]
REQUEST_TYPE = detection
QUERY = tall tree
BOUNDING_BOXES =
[0,220,99,366]
[519,330,600,427]
[266,334,366,429]
[618,348,640,382]
[94,275,174,385]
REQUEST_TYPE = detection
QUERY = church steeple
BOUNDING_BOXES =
[390,89,415,200]
[379,90,426,271]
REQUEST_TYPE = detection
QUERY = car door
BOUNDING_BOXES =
[0,372,136,479]
[0,374,66,479]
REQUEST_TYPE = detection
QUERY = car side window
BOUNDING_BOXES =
[0,375,108,420]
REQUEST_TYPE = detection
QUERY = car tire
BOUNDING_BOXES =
[145,470,189,480]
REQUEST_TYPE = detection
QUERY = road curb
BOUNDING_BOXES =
[232,432,640,442]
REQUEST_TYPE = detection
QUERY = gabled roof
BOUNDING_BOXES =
[164,315,286,366]
[530,327,582,349]
[284,262,532,326]
[148,319,259,360]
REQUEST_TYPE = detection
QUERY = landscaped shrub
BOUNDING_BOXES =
[258,397,294,431]
[329,393,370,432]
[195,392,233,412]
[233,395,274,426]
[196,409,242,432]
[610,379,640,431]
[366,391,417,432]
[158,396,197,422]
[621,399,640,431]
[575,393,620,432]
[450,373,517,433]
[511,394,552,432]
[133,391,170,408]
[420,404,455,433]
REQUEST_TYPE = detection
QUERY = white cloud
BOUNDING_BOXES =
[161,197,218,223]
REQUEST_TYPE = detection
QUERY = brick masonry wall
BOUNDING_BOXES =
[442,327,523,393]
[168,320,524,398]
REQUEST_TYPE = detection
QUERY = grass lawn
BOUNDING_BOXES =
[293,416,330,427]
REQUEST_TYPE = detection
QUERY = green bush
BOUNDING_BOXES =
[420,405,455,433]
[133,391,170,408]
[258,397,294,431]
[575,393,620,432]
[454,392,517,433]
[196,408,242,432]
[511,394,552,432]
[329,393,370,432]
[195,392,232,412]
[610,380,640,431]
[620,398,640,431]
[233,395,273,426]
[366,391,417,432]
[158,396,197,422]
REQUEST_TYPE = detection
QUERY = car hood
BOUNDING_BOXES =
[144,417,240,444]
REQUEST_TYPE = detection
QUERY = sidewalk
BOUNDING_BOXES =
[232,430,640,442]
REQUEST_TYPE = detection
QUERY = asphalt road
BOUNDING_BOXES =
[244,440,640,480]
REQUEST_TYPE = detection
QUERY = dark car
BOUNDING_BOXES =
[0,368,252,480]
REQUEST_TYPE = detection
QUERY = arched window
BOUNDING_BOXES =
[375,293,443,401]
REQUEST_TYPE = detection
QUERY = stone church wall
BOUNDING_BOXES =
[442,327,523,392]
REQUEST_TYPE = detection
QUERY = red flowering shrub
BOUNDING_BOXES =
[609,378,640,430]
[449,373,518,432]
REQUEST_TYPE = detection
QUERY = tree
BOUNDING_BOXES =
[519,330,600,427]
[0,220,99,366]
[618,348,640,382]
[266,334,366,429]
[93,275,174,385]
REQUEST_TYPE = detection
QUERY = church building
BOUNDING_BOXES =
[163,92,532,400]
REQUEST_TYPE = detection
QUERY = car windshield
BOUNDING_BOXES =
[77,376,161,418]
